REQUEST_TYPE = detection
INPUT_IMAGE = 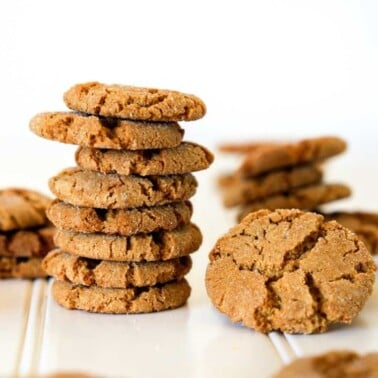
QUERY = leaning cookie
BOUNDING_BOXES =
[54,224,202,262]
[237,136,346,177]
[206,209,375,334]
[0,257,47,278]
[273,350,378,378]
[52,279,191,314]
[0,188,51,231]
[30,112,184,150]
[43,249,191,288]
[63,82,206,121]
[47,200,193,236]
[75,142,214,176]
[49,168,197,209]
[238,183,351,221]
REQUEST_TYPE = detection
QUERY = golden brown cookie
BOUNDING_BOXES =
[0,257,47,278]
[49,168,197,209]
[0,188,51,231]
[273,350,378,378]
[43,249,192,288]
[75,142,214,176]
[47,200,192,236]
[0,225,55,257]
[322,211,378,255]
[54,223,202,262]
[238,183,351,221]
[237,136,346,177]
[52,278,191,313]
[30,112,184,150]
[219,165,323,207]
[206,209,375,334]
[63,82,206,121]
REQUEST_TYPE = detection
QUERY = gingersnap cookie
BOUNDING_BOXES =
[0,225,55,257]
[273,350,378,378]
[322,211,378,255]
[0,257,47,278]
[43,249,192,288]
[54,223,202,262]
[47,200,192,236]
[206,209,375,334]
[63,82,206,121]
[52,278,191,313]
[238,183,351,221]
[30,112,184,150]
[237,136,346,177]
[0,188,51,231]
[75,142,214,176]
[219,165,322,207]
[49,168,197,209]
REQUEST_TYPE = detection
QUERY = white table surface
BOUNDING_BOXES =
[1,153,378,378]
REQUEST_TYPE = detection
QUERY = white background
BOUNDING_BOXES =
[1,2,378,377]
[0,0,377,193]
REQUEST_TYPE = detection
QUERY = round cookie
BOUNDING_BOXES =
[47,200,192,236]
[238,183,351,221]
[43,249,192,288]
[273,350,378,378]
[49,168,197,209]
[0,188,51,231]
[75,142,214,176]
[0,257,47,279]
[54,223,202,262]
[206,209,376,334]
[52,278,191,314]
[0,226,55,257]
[30,112,184,150]
[63,82,206,122]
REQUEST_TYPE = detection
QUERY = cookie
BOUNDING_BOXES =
[52,278,191,313]
[75,142,214,176]
[237,136,346,177]
[47,200,192,236]
[63,82,206,122]
[322,211,378,255]
[54,223,202,262]
[206,209,375,334]
[0,225,55,257]
[49,168,197,209]
[219,165,323,207]
[43,249,192,288]
[30,112,184,150]
[273,350,378,378]
[0,257,47,278]
[238,183,351,221]
[0,188,51,231]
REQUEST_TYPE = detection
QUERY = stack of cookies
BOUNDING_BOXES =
[218,136,351,221]
[0,188,54,279]
[30,82,213,314]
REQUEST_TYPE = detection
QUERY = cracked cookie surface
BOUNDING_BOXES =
[47,200,192,236]
[75,142,213,176]
[49,167,197,209]
[52,278,191,313]
[63,82,206,121]
[273,350,378,378]
[206,209,375,334]
[0,188,51,231]
[30,112,184,150]
[54,223,202,262]
[43,249,191,288]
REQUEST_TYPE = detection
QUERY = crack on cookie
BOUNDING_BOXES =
[304,272,327,324]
